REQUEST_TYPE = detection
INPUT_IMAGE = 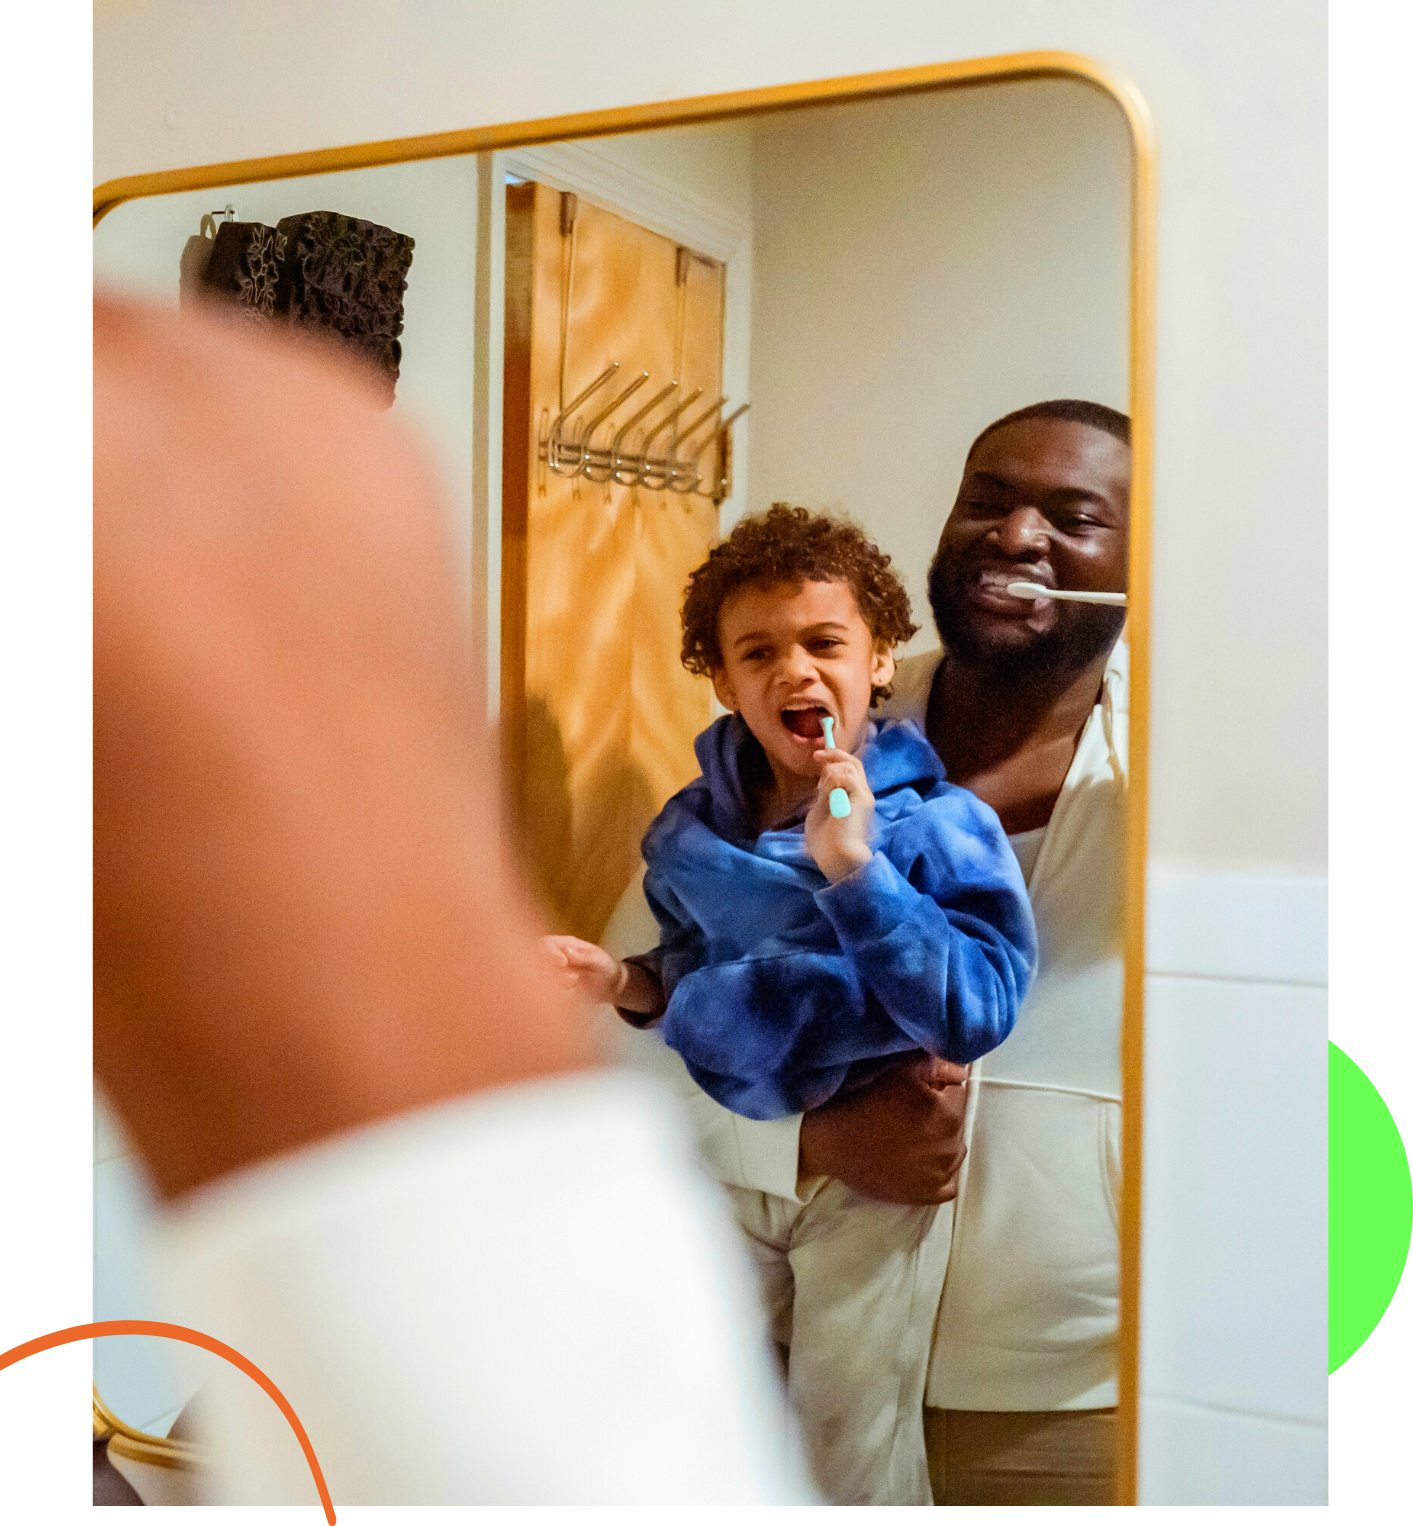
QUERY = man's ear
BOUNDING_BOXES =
[711,667,738,712]
[871,640,896,691]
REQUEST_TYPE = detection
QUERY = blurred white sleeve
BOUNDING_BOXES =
[145,1069,816,1505]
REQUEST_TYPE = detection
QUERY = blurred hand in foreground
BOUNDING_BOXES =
[94,292,594,1198]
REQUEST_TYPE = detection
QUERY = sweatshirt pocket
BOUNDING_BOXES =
[1098,1099,1123,1231]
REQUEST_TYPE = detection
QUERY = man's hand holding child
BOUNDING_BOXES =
[805,745,875,883]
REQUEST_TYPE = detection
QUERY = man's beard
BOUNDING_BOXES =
[927,552,1126,685]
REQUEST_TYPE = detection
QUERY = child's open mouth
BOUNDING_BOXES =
[781,706,830,740]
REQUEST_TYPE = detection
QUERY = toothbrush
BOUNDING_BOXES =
[1006,581,1128,607]
[819,715,852,818]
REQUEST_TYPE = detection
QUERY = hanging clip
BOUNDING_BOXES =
[710,404,751,506]
[198,205,238,240]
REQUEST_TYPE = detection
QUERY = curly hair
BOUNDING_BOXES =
[681,503,918,704]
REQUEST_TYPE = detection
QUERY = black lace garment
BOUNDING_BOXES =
[275,213,415,408]
[200,221,286,322]
[196,211,415,407]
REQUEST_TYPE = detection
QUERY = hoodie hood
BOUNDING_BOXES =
[689,711,947,844]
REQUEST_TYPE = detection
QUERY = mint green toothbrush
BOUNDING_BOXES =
[819,715,851,818]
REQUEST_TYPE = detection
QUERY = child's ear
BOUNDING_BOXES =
[870,640,896,691]
[710,667,738,712]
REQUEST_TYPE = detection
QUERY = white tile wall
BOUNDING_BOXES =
[1138,866,1329,1505]
[1145,867,1328,986]
[1138,1396,1329,1505]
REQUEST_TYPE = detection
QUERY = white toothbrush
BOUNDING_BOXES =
[1006,581,1127,607]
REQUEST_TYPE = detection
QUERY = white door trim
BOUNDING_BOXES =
[502,140,751,262]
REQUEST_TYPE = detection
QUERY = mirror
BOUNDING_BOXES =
[94,58,1148,1507]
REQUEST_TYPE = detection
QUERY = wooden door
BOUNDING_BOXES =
[502,183,725,941]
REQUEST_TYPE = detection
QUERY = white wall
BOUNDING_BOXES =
[1138,869,1328,1502]
[93,0,1330,1504]
[581,122,754,226]
[746,79,1127,658]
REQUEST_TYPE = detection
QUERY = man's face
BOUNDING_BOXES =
[927,417,1130,676]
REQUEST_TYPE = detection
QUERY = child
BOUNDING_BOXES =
[544,504,1036,1504]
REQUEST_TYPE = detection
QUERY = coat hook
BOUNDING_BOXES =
[637,389,703,491]
[579,373,651,482]
[609,383,679,485]
[545,363,620,477]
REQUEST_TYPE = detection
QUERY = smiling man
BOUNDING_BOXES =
[920,400,1129,834]
[839,399,1130,1503]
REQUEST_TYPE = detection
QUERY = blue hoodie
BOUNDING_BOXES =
[638,712,1038,1120]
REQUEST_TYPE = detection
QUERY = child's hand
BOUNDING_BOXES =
[804,748,875,883]
[541,935,626,1005]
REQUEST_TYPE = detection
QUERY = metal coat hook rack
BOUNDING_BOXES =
[542,191,747,505]
[540,361,749,502]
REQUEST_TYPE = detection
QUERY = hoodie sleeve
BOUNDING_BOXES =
[612,866,713,1029]
[642,859,875,1120]
[639,865,711,1001]
[813,785,1038,1063]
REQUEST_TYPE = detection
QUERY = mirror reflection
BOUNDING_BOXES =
[93,73,1132,1507]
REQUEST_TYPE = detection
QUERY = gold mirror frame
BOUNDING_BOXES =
[93,1386,207,1470]
[94,51,1156,1505]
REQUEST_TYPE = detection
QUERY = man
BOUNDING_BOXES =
[650,399,1129,1506]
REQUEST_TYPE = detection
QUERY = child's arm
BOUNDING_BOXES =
[802,751,1035,1062]
[542,935,664,1017]
[657,784,1036,1114]
[812,786,1038,1063]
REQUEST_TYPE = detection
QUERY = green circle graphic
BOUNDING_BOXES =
[1329,1042,1412,1372]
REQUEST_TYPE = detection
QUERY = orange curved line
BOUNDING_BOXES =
[0,1319,335,1522]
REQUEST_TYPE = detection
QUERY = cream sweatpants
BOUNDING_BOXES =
[724,1180,953,1505]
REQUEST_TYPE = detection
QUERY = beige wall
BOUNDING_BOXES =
[745,79,1128,660]
[583,121,754,218]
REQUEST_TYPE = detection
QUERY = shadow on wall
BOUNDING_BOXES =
[518,695,655,944]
